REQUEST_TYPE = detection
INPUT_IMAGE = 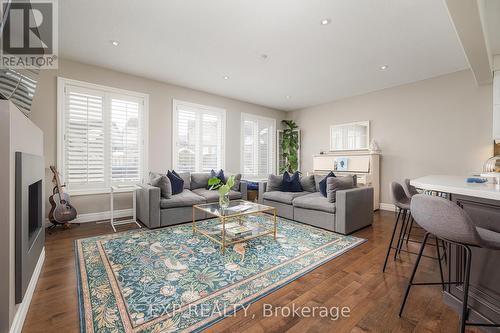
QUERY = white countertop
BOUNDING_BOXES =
[411,175,500,201]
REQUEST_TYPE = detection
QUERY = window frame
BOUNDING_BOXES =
[240,112,276,180]
[57,77,149,196]
[172,99,226,172]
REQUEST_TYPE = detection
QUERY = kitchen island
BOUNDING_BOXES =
[411,175,500,331]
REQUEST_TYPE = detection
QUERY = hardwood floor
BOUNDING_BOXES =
[22,211,479,333]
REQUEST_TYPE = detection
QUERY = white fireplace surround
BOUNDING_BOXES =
[0,101,45,333]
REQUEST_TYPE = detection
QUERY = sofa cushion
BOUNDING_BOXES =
[292,192,336,214]
[281,171,303,192]
[191,172,211,189]
[327,175,356,203]
[299,175,316,193]
[192,188,242,203]
[175,171,191,189]
[167,170,184,195]
[160,189,206,209]
[262,191,310,205]
[267,174,283,192]
[225,173,242,191]
[149,172,172,199]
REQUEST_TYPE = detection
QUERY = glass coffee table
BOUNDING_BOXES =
[192,200,277,253]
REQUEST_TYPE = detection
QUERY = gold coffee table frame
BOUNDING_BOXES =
[192,200,277,253]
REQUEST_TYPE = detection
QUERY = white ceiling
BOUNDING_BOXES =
[59,0,468,111]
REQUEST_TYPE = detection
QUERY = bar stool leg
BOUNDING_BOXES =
[460,245,472,333]
[382,209,402,272]
[435,237,445,290]
[394,210,409,260]
[399,232,430,317]
[405,217,414,245]
[397,212,412,255]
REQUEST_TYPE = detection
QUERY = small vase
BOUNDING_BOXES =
[219,192,230,208]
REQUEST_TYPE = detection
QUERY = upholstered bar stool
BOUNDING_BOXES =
[403,178,419,198]
[382,182,444,273]
[402,178,444,255]
[400,195,500,333]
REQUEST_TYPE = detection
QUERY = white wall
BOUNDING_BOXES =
[30,59,286,215]
[289,70,493,204]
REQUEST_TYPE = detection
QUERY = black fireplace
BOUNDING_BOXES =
[15,152,44,304]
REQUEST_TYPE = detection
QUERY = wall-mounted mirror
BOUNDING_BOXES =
[329,121,370,151]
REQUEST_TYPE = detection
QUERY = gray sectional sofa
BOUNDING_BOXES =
[259,174,373,234]
[136,172,247,228]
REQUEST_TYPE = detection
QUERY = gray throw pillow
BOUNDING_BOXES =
[267,174,283,192]
[326,175,356,203]
[190,172,211,189]
[300,175,316,192]
[175,172,191,189]
[225,173,242,191]
[314,174,325,192]
[149,172,172,199]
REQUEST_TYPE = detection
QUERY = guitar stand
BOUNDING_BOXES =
[47,221,80,232]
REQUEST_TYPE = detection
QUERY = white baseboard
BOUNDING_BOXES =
[45,208,133,226]
[379,203,396,212]
[9,247,45,333]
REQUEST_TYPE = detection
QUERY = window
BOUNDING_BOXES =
[241,113,276,180]
[172,100,225,172]
[57,78,148,194]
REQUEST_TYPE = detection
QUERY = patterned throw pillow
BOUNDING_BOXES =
[167,170,184,195]
[281,171,303,192]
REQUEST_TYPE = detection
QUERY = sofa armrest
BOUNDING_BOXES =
[335,186,374,235]
[136,184,161,228]
[239,181,248,200]
[257,181,267,204]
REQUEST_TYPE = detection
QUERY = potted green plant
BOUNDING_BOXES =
[208,175,235,208]
[280,120,300,173]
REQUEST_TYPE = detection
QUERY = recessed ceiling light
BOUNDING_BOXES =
[110,40,120,46]
[261,54,268,60]
[379,65,389,70]
[320,18,331,25]
[223,75,229,80]
[286,95,291,100]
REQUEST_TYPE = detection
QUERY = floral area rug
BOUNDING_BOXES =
[76,215,366,332]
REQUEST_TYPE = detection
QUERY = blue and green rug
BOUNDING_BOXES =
[76,215,365,332]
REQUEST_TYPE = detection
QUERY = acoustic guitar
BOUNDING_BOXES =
[48,166,77,226]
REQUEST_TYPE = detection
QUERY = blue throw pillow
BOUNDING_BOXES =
[281,171,303,192]
[207,169,225,189]
[167,170,184,195]
[319,171,336,197]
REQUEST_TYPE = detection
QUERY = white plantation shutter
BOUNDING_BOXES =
[110,96,143,183]
[64,86,105,188]
[173,100,225,172]
[60,79,147,192]
[241,113,275,179]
